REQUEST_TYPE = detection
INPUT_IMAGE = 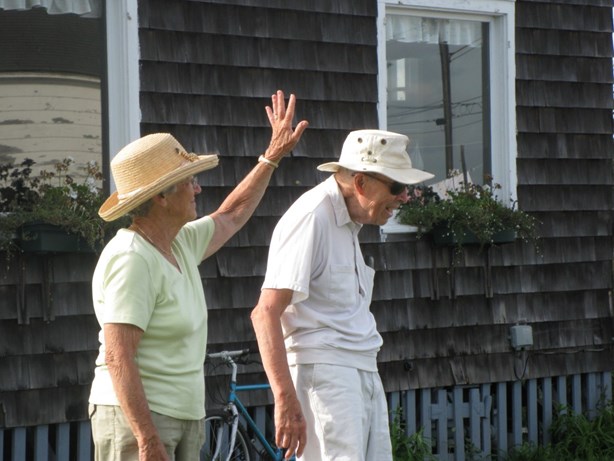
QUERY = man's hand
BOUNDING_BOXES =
[274,394,307,460]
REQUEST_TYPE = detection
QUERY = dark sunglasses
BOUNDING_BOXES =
[362,173,408,196]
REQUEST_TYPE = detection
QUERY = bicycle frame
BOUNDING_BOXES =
[207,350,295,461]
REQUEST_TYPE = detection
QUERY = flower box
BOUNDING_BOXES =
[432,225,517,247]
[396,176,538,249]
[18,222,96,253]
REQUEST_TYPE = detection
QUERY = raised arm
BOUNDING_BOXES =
[204,90,308,259]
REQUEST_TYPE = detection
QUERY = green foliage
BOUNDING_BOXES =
[0,157,126,258]
[503,402,614,461]
[397,180,539,248]
[390,407,436,461]
[503,442,555,461]
[549,402,614,460]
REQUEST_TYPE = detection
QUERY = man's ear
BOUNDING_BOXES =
[353,172,367,195]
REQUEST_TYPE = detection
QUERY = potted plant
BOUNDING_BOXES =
[0,157,126,258]
[396,179,539,249]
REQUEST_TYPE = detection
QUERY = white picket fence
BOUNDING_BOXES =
[1,372,611,461]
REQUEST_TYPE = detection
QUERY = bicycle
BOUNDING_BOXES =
[201,349,296,461]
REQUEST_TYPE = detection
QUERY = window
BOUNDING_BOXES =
[378,0,516,201]
[0,0,139,194]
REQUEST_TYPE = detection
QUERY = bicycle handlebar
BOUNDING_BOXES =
[206,349,251,361]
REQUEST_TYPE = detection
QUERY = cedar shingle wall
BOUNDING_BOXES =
[512,0,614,380]
[0,253,100,427]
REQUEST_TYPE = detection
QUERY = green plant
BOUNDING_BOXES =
[0,157,126,257]
[549,402,614,460]
[397,179,539,249]
[501,401,614,461]
[390,407,436,461]
[503,442,555,461]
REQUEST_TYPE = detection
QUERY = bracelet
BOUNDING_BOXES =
[258,155,279,169]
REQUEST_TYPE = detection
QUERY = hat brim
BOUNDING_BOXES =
[99,154,219,221]
[317,161,434,185]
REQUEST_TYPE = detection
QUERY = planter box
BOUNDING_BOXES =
[18,223,95,253]
[432,226,517,247]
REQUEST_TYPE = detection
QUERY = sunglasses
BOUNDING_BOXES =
[362,173,408,196]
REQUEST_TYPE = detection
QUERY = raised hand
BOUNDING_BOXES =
[264,90,309,164]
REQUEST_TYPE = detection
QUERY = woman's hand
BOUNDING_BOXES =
[264,90,309,164]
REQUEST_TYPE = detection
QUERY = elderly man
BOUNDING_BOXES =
[251,129,434,460]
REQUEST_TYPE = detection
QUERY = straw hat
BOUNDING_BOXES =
[99,133,219,221]
[318,129,434,185]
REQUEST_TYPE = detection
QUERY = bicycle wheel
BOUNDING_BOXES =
[201,410,253,461]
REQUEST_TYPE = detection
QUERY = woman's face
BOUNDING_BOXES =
[166,176,201,222]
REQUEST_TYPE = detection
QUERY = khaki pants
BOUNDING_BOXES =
[89,404,205,461]
[290,363,393,461]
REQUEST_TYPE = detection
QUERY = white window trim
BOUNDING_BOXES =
[106,0,140,191]
[377,0,517,206]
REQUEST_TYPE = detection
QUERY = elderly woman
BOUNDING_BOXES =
[88,90,308,461]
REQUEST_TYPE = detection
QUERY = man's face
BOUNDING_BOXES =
[357,172,410,226]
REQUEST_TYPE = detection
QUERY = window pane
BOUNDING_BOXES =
[386,15,490,185]
[0,6,103,183]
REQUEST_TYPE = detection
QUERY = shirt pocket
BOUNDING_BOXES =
[328,264,358,307]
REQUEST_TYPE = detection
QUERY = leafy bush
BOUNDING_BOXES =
[390,407,436,461]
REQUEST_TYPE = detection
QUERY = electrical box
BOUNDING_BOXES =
[510,324,533,350]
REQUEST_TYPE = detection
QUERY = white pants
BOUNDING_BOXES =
[290,363,393,461]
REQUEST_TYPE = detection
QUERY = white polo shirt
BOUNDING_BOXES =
[262,175,382,372]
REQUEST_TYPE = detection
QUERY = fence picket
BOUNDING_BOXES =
[542,378,553,445]
[452,388,464,461]
[10,427,26,461]
[33,426,48,460]
[495,382,508,454]
[572,374,582,413]
[433,389,448,459]
[512,380,523,447]
[55,423,70,461]
[527,379,538,443]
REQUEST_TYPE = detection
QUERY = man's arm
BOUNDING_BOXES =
[204,90,308,259]
[251,288,306,460]
[104,323,169,461]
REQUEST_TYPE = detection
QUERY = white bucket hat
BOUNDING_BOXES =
[317,129,434,185]
[99,133,219,221]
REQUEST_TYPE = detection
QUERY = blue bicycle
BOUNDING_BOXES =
[201,349,296,461]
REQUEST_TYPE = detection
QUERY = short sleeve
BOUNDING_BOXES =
[263,210,321,305]
[100,251,157,330]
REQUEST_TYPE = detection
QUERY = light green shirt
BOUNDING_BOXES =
[89,216,214,420]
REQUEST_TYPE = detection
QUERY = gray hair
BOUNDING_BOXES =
[128,183,177,218]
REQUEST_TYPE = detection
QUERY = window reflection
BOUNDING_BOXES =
[386,15,490,185]
[0,4,103,183]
